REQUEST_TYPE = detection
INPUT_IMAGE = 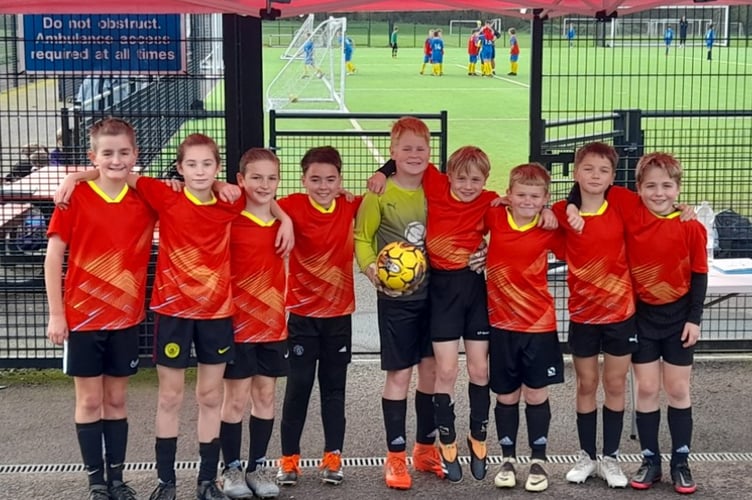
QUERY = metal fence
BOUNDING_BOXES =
[1,7,752,367]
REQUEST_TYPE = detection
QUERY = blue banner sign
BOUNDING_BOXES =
[19,14,186,74]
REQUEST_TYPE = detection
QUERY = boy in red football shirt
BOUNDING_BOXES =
[485,163,565,493]
[275,146,362,488]
[218,148,288,499]
[551,143,635,488]
[45,117,155,500]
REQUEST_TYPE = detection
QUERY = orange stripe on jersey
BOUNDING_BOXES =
[625,208,708,304]
[136,176,244,319]
[279,194,362,318]
[47,182,156,331]
[423,164,497,270]
[551,199,635,323]
[485,206,562,332]
[230,213,286,343]
[604,186,708,305]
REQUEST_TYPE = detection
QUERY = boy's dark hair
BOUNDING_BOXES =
[575,142,618,170]
[300,146,342,173]
[239,148,279,175]
[89,117,136,151]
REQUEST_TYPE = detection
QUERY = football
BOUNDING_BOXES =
[288,93,298,103]
[376,241,427,292]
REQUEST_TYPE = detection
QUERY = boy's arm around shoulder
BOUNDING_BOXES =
[54,168,100,207]
[44,235,68,346]
[271,199,294,257]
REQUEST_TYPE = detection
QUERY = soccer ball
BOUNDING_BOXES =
[288,93,298,103]
[376,241,427,292]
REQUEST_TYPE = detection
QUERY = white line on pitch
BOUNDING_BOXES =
[454,64,531,88]
[344,104,387,164]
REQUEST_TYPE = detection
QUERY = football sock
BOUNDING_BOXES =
[220,421,242,468]
[76,420,105,486]
[576,410,597,459]
[526,399,551,461]
[636,409,661,464]
[197,438,221,484]
[102,418,128,485]
[468,383,490,441]
[415,390,436,445]
[602,406,624,458]
[249,416,274,472]
[420,63,426,73]
[433,393,456,444]
[494,402,519,458]
[155,437,177,484]
[320,361,348,452]
[383,398,407,452]
[668,406,693,466]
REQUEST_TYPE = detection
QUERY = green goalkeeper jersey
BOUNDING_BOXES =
[354,178,428,298]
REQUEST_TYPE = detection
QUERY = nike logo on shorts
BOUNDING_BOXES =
[218,346,231,355]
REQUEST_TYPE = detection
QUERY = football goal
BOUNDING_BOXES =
[281,14,315,60]
[266,16,347,112]
[449,19,480,35]
[607,5,730,47]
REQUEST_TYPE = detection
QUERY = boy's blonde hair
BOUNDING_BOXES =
[89,117,136,151]
[447,146,490,179]
[508,162,550,192]
[636,152,683,187]
[575,142,618,171]
[390,116,430,147]
[239,148,279,175]
[177,133,220,165]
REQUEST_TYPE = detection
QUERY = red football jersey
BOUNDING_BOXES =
[47,181,156,331]
[551,199,635,323]
[607,186,708,305]
[136,176,244,319]
[485,206,564,332]
[279,194,362,317]
[423,165,497,271]
[230,211,286,343]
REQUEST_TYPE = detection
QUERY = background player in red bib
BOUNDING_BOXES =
[46,117,155,500]
[218,148,288,499]
[275,146,362,488]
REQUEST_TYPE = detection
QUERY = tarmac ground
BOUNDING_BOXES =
[2,355,752,499]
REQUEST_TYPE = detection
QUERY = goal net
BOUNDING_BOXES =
[281,14,315,60]
[266,17,347,112]
[607,5,730,47]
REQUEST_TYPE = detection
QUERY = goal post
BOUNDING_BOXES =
[281,13,315,60]
[449,19,481,35]
[266,17,347,112]
[607,5,730,47]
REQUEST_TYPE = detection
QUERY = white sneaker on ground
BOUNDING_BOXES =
[221,467,252,499]
[566,450,596,484]
[598,455,628,488]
